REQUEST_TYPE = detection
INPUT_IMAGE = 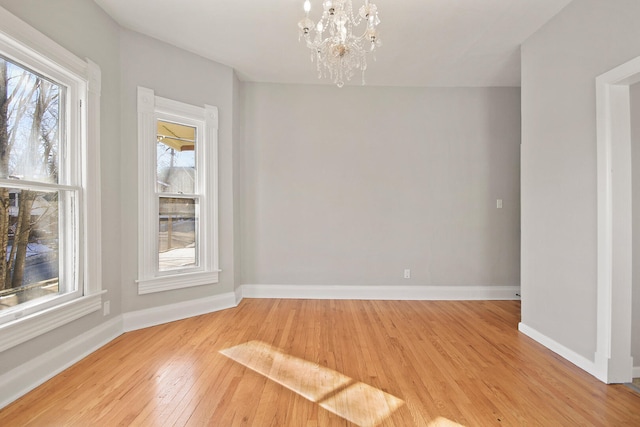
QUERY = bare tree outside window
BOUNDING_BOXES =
[0,56,63,310]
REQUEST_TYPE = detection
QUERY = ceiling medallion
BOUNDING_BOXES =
[298,0,382,88]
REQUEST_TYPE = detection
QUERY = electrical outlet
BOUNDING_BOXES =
[103,300,110,316]
[403,269,411,279]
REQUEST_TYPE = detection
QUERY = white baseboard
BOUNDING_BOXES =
[122,291,239,332]
[234,285,243,305]
[241,284,520,301]
[518,322,602,381]
[0,316,122,410]
[1,290,242,410]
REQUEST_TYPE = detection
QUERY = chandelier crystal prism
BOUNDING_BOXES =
[298,0,381,88]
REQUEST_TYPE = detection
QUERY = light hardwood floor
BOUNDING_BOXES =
[1,299,639,426]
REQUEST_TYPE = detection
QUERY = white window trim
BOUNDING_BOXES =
[0,6,103,352]
[137,87,219,294]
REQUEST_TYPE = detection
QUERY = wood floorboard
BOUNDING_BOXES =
[1,299,639,426]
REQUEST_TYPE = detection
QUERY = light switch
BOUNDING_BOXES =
[497,199,503,209]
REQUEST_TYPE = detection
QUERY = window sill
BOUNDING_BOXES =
[0,291,105,353]
[136,270,220,295]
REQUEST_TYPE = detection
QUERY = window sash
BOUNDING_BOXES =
[153,113,204,277]
[156,195,200,274]
[156,119,197,195]
[0,53,80,324]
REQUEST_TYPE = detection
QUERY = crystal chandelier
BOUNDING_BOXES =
[298,0,381,88]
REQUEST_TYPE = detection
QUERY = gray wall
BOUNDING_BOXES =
[233,73,244,287]
[521,0,640,360]
[119,29,238,312]
[631,83,640,368]
[241,84,521,287]
[0,0,121,373]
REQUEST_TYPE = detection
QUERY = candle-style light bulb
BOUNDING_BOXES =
[304,0,311,14]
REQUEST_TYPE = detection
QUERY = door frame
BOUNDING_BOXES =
[595,56,639,383]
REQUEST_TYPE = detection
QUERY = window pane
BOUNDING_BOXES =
[158,197,197,271]
[0,188,66,311]
[156,120,196,194]
[0,56,63,184]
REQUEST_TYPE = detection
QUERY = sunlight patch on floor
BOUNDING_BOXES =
[220,340,404,427]
[427,416,466,427]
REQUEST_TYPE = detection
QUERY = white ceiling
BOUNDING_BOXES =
[94,0,573,87]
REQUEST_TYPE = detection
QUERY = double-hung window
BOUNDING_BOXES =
[137,87,219,294]
[0,6,102,351]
